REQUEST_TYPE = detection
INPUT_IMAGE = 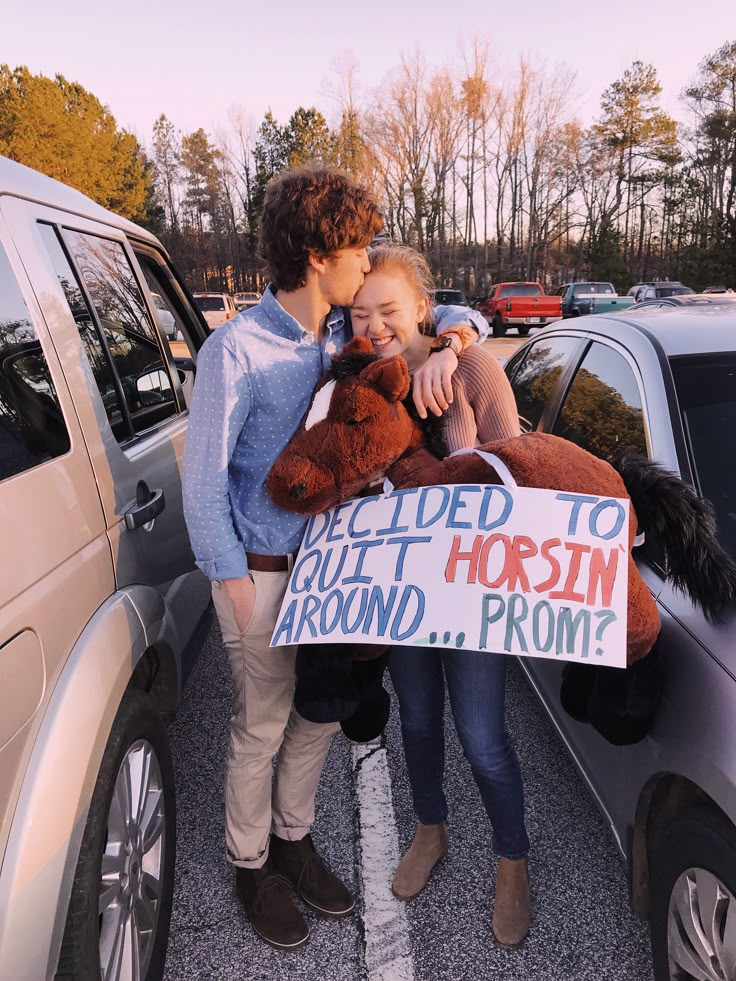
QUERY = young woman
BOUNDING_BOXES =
[350,245,531,948]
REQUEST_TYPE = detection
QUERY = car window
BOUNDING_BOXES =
[39,223,130,440]
[498,284,543,298]
[507,336,581,432]
[0,238,71,482]
[195,296,226,312]
[135,250,195,355]
[572,283,613,296]
[553,342,647,461]
[61,229,178,437]
[671,355,736,560]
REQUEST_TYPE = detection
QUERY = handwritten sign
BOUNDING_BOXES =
[270,484,630,667]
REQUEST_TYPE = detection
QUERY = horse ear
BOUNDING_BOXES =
[359,356,410,402]
[343,336,374,357]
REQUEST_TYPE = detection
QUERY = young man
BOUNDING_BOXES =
[182,167,486,950]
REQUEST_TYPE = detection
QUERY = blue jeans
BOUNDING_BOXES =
[389,646,529,860]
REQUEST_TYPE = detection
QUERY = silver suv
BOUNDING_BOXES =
[0,155,211,980]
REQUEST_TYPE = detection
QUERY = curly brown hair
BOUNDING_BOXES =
[259,167,383,292]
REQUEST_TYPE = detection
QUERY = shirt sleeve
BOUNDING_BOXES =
[443,346,520,452]
[182,336,252,580]
[433,304,489,343]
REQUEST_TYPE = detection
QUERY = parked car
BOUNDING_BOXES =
[628,281,694,303]
[702,285,733,294]
[434,288,469,306]
[555,282,636,318]
[0,154,212,981]
[192,291,238,329]
[474,282,563,337]
[630,293,736,311]
[234,290,261,311]
[504,308,736,981]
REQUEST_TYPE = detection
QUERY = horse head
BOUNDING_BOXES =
[267,337,425,515]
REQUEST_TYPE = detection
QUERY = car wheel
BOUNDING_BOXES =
[55,689,176,981]
[518,325,531,337]
[650,807,736,981]
[492,315,506,338]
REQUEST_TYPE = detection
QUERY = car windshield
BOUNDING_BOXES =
[498,284,543,297]
[657,286,694,298]
[195,296,225,312]
[435,290,467,304]
[671,354,736,560]
[572,283,614,296]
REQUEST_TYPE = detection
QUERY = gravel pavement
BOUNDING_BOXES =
[163,610,654,981]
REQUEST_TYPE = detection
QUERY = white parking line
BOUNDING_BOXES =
[353,740,416,981]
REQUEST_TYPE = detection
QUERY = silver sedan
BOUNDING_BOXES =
[504,306,736,981]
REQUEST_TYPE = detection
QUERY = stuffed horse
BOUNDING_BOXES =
[268,337,736,744]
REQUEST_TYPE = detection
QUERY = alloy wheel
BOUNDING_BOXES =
[97,739,166,981]
[668,867,736,980]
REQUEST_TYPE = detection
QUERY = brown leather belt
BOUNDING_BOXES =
[246,551,291,572]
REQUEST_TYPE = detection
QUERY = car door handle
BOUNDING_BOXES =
[124,481,166,530]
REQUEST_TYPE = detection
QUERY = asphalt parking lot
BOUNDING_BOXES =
[163,606,654,981]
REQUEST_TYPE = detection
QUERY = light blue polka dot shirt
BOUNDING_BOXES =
[182,285,488,580]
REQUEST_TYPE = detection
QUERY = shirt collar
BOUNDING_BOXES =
[261,284,346,341]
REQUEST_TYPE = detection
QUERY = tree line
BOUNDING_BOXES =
[2,43,736,295]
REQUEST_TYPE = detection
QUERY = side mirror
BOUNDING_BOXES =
[136,368,173,405]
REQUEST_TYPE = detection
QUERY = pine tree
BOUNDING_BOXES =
[0,65,151,221]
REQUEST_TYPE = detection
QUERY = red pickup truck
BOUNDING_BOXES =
[473,282,563,338]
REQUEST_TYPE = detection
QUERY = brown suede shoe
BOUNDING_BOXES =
[391,822,449,900]
[235,863,309,950]
[491,856,530,948]
[270,834,355,917]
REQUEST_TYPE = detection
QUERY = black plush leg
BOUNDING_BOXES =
[587,643,663,746]
[340,651,391,743]
[559,661,596,724]
[294,643,360,723]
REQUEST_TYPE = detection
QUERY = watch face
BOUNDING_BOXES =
[429,336,454,354]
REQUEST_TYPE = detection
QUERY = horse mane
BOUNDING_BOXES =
[329,343,448,460]
[405,397,448,460]
[330,344,379,380]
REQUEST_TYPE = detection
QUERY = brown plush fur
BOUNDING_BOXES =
[268,338,663,664]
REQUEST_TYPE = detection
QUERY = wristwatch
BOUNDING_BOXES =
[429,334,459,356]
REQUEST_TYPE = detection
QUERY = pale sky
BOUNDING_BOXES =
[4,0,734,147]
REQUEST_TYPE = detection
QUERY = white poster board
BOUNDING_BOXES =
[271,483,630,668]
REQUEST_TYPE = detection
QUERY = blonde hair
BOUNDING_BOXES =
[367,244,435,333]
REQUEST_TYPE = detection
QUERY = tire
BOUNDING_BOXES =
[518,325,531,337]
[650,806,736,981]
[492,315,506,338]
[55,689,176,981]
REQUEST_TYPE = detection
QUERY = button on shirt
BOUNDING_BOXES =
[182,285,488,581]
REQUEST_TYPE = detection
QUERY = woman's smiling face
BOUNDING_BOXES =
[350,269,429,359]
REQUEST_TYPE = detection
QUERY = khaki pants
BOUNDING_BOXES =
[212,571,340,868]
